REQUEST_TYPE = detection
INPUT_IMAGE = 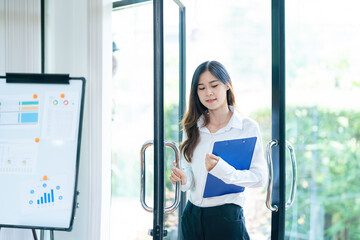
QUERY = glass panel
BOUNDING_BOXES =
[111,3,154,239]
[285,1,360,239]
[164,0,181,239]
[185,0,271,239]
[111,1,182,239]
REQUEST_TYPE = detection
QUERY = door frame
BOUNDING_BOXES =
[153,0,186,239]
[271,0,286,239]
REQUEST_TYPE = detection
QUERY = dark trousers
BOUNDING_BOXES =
[181,201,250,240]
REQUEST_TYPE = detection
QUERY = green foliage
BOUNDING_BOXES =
[254,106,360,239]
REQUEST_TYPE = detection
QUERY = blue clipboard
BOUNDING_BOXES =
[203,137,257,198]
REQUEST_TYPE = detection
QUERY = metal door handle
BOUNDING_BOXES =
[140,140,154,213]
[164,141,180,214]
[285,141,297,210]
[140,140,181,213]
[265,139,279,212]
[265,140,297,212]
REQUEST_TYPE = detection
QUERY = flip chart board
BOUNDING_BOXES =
[0,73,85,231]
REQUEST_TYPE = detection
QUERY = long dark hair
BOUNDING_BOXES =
[180,61,236,163]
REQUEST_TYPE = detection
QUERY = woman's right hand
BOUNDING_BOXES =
[170,162,187,185]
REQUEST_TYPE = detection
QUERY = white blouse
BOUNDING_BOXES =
[180,107,268,207]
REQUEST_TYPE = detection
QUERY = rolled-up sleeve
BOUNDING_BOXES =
[209,123,268,188]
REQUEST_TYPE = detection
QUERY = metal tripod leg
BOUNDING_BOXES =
[39,230,55,240]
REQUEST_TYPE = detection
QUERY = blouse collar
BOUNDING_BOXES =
[197,105,243,134]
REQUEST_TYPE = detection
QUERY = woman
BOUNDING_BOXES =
[170,61,267,240]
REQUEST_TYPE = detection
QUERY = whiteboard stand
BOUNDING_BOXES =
[39,229,54,240]
[0,73,85,237]
[32,229,38,240]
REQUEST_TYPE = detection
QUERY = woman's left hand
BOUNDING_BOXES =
[205,153,220,171]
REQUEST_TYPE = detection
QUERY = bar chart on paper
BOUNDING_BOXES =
[32,187,60,206]
[26,176,66,210]
[0,96,40,125]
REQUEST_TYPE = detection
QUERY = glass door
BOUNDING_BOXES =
[270,0,360,239]
[284,0,360,239]
[111,0,185,239]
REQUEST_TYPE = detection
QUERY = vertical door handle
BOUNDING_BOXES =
[164,141,181,214]
[140,140,181,213]
[285,141,297,210]
[265,139,279,212]
[140,140,154,213]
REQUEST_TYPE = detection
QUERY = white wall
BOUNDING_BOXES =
[44,1,89,237]
[0,1,41,238]
[0,0,41,75]
[46,0,112,239]
[0,0,112,239]
[45,0,88,76]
